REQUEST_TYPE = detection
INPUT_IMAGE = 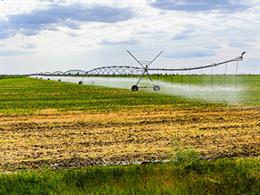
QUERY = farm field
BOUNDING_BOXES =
[0,75,259,194]
[1,155,259,194]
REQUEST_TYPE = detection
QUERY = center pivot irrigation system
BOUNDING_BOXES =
[127,50,163,91]
[35,51,246,91]
[126,50,246,91]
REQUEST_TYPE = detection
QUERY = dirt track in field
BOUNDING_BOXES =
[0,106,259,171]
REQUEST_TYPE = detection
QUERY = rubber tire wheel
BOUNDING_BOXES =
[58,79,61,82]
[153,85,160,91]
[131,85,139,91]
[78,81,83,85]
[47,78,50,80]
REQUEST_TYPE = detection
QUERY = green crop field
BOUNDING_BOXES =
[1,150,259,194]
[0,76,186,115]
[0,75,259,194]
[0,75,259,115]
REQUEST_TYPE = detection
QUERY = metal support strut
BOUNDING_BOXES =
[127,50,163,91]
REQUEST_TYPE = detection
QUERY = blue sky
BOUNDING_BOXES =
[0,0,259,74]
[149,0,251,11]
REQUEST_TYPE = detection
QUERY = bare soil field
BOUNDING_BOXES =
[1,106,259,171]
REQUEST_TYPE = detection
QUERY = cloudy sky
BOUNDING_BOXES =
[0,0,259,74]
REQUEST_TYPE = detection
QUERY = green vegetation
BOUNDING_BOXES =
[0,75,24,79]
[0,77,214,115]
[0,150,259,194]
[0,75,259,115]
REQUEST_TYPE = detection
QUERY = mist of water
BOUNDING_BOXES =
[32,76,243,104]
[157,81,242,104]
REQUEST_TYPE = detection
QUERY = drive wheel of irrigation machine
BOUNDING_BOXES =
[131,85,139,91]
[153,85,160,91]
[78,81,83,85]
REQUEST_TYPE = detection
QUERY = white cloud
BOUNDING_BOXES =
[0,0,259,74]
[22,43,38,49]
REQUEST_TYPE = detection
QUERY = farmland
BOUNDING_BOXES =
[0,75,259,194]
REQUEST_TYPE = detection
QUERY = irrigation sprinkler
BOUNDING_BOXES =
[126,51,246,91]
[33,51,246,91]
[127,50,163,91]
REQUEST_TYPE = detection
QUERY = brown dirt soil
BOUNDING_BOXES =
[0,107,259,171]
